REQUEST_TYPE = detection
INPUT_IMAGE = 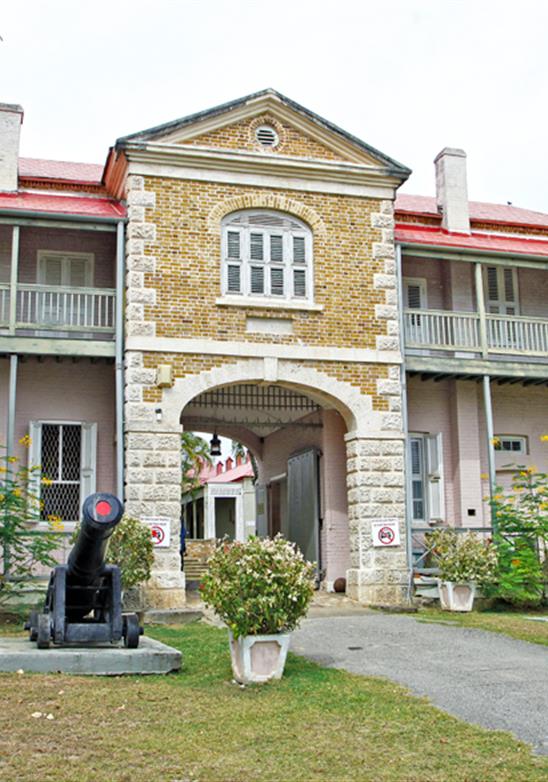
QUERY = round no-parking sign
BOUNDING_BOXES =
[143,517,171,548]
[371,520,401,547]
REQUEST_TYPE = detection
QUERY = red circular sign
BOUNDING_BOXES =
[96,500,112,516]
[378,526,395,545]
[151,525,165,545]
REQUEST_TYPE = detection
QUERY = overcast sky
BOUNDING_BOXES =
[2,0,548,210]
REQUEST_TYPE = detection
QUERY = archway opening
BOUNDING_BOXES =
[180,381,351,592]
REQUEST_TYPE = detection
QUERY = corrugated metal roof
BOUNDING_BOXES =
[0,191,125,219]
[396,193,548,229]
[395,224,548,257]
[19,158,104,184]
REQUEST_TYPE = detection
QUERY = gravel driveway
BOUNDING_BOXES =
[291,613,548,754]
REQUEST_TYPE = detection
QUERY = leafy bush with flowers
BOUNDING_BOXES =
[200,535,316,638]
[71,514,154,590]
[0,441,59,606]
[427,528,498,586]
[489,462,548,607]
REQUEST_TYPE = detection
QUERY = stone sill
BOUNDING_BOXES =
[215,296,324,313]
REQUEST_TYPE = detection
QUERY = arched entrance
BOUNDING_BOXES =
[124,356,409,608]
[181,382,350,590]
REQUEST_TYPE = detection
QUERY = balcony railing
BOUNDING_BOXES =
[404,308,548,357]
[0,283,115,338]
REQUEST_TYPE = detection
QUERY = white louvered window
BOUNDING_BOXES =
[221,210,313,303]
[484,266,519,315]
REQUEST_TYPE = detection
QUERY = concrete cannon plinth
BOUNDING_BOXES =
[0,636,181,675]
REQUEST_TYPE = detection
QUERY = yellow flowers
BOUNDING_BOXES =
[18,434,32,448]
[540,435,548,442]
[47,514,64,532]
[41,477,53,486]
[480,473,488,480]
[0,494,5,503]
[7,456,17,463]
[12,487,21,497]
[491,437,501,447]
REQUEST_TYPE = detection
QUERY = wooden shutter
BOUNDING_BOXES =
[27,421,43,502]
[250,265,265,295]
[39,256,63,286]
[293,236,306,264]
[485,266,519,315]
[426,433,445,522]
[227,230,241,259]
[270,267,284,296]
[270,235,284,262]
[250,233,264,261]
[80,422,97,511]
[293,269,306,297]
[227,265,241,293]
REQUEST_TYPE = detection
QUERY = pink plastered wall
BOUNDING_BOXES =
[0,226,115,287]
[0,357,116,493]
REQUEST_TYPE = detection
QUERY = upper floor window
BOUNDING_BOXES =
[221,210,313,304]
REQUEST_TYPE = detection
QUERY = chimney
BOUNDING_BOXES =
[0,104,24,192]
[225,457,233,472]
[216,462,223,475]
[236,454,242,466]
[434,147,470,234]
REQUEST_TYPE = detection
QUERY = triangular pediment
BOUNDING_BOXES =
[118,90,410,174]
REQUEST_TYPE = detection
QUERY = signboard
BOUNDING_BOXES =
[143,517,171,548]
[371,519,401,547]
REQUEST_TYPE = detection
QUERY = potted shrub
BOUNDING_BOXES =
[200,535,315,684]
[427,529,497,612]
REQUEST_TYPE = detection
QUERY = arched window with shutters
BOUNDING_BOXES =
[221,210,313,304]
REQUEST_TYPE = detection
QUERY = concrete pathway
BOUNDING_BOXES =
[291,613,548,754]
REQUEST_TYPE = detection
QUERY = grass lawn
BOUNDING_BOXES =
[414,606,548,646]
[0,622,547,782]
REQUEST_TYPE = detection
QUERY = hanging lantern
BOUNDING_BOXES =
[210,432,222,456]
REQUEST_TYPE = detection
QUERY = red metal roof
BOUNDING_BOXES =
[19,157,104,184]
[0,191,125,219]
[395,224,548,257]
[396,193,548,230]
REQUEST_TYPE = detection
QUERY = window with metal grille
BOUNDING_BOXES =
[40,424,82,522]
[221,210,313,303]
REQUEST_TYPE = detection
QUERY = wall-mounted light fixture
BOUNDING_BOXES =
[210,432,222,456]
[155,407,163,423]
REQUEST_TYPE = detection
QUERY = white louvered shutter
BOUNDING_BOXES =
[250,265,265,295]
[28,422,43,504]
[270,267,284,296]
[426,433,445,522]
[485,266,519,315]
[293,269,306,297]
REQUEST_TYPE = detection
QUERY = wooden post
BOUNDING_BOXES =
[9,225,20,335]
[482,375,497,533]
[475,262,488,358]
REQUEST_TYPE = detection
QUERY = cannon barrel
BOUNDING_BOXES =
[67,493,124,585]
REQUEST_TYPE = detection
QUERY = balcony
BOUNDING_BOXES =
[0,283,116,340]
[404,309,548,359]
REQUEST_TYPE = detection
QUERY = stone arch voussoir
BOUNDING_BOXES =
[161,359,378,436]
[207,194,328,238]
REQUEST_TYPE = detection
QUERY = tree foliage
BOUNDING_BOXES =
[181,432,212,495]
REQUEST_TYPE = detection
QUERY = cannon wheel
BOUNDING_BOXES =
[123,614,140,649]
[36,614,51,649]
[26,610,39,642]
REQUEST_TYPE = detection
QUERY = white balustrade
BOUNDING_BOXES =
[404,309,480,351]
[15,284,115,334]
[0,283,8,326]
[405,308,548,357]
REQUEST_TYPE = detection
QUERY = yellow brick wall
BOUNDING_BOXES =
[142,177,389,350]
[141,352,392,411]
[180,113,344,161]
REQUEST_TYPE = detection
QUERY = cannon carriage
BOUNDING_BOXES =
[26,493,142,649]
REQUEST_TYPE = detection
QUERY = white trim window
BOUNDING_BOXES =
[221,210,313,303]
[37,250,94,288]
[494,435,527,454]
[28,421,97,522]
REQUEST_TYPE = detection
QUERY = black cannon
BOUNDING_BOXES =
[26,493,142,649]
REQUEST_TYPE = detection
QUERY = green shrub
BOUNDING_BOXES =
[200,535,315,638]
[489,465,548,607]
[0,445,58,606]
[427,528,498,586]
[71,514,154,590]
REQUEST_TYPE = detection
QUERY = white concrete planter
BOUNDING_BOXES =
[437,580,476,612]
[228,630,291,684]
